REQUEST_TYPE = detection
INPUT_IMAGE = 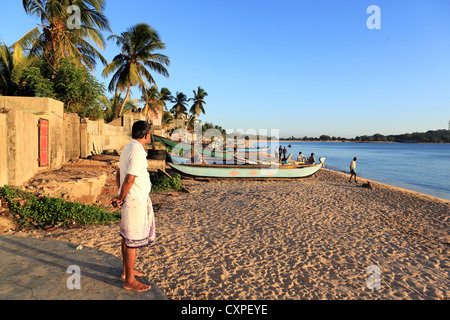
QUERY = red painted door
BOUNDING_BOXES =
[38,118,49,167]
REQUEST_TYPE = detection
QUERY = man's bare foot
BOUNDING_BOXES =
[123,279,151,292]
[121,269,146,280]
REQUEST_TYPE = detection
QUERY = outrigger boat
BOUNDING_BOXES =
[168,157,325,179]
[153,135,234,160]
[154,135,270,158]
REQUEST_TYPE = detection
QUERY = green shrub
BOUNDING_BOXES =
[151,174,183,192]
[0,185,120,229]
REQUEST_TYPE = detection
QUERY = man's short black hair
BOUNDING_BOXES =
[132,121,151,139]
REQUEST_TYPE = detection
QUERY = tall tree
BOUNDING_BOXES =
[21,57,106,119]
[159,87,173,110]
[170,91,188,119]
[0,43,38,96]
[17,0,111,70]
[100,94,140,122]
[189,86,207,117]
[141,85,164,124]
[161,111,174,129]
[102,23,170,119]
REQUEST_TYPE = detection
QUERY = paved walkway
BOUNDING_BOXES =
[0,236,167,300]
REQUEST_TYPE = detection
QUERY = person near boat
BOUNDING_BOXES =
[297,152,307,163]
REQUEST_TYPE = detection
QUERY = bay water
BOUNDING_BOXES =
[274,141,450,201]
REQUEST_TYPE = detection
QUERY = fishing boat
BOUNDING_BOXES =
[168,157,325,179]
[153,135,235,160]
[154,135,270,159]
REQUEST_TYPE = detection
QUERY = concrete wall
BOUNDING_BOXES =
[80,115,134,157]
[6,110,40,186]
[64,113,81,161]
[0,97,65,187]
[0,98,73,186]
[0,113,7,186]
[0,96,155,187]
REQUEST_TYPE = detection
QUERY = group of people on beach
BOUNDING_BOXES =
[275,145,316,164]
[275,146,359,183]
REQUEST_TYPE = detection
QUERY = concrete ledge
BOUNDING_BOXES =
[24,171,109,205]
[0,236,167,300]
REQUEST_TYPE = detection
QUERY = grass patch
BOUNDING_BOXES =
[0,185,120,229]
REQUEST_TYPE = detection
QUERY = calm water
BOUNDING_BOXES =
[274,141,450,201]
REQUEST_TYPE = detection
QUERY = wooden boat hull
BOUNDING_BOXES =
[168,162,324,179]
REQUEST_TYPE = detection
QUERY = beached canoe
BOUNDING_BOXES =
[168,158,325,179]
[154,135,270,158]
[153,135,235,160]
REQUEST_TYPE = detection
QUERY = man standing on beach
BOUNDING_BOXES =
[349,157,358,183]
[111,121,155,293]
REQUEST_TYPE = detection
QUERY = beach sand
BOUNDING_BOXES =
[8,167,450,300]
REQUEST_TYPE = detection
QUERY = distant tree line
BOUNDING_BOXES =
[280,130,450,143]
[354,130,450,143]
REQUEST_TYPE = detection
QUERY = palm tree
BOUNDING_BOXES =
[16,0,111,71]
[141,85,164,124]
[161,111,174,129]
[170,91,188,119]
[0,43,38,96]
[100,94,140,122]
[186,114,198,132]
[159,87,173,110]
[102,23,170,119]
[189,86,208,117]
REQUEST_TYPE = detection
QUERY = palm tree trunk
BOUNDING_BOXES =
[148,110,157,150]
[117,84,131,118]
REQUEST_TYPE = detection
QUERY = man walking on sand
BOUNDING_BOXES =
[349,157,358,183]
[111,121,155,292]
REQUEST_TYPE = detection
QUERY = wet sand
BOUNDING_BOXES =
[10,168,450,300]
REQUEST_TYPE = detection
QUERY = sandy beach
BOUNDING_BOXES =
[7,165,450,300]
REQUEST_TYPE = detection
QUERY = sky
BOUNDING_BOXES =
[1,0,450,138]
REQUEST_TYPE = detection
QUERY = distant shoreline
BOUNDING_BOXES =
[250,139,449,144]
[277,140,450,144]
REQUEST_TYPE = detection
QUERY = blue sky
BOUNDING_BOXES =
[1,0,450,138]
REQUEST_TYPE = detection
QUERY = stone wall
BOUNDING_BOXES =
[0,97,65,186]
[0,96,145,187]
[0,113,8,186]
[64,113,81,161]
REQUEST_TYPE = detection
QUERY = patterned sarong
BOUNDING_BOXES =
[120,196,155,248]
